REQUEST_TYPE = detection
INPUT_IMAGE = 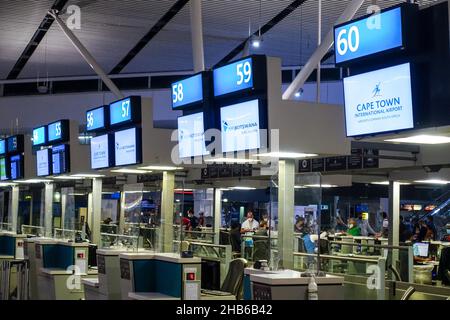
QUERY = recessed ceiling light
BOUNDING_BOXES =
[111,169,150,174]
[53,176,82,180]
[414,179,450,185]
[230,186,257,190]
[138,166,183,171]
[204,158,260,164]
[304,184,338,188]
[371,181,411,186]
[71,174,105,178]
[385,135,450,144]
[255,152,318,159]
[14,179,53,184]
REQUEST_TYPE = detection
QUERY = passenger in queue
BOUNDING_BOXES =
[347,218,361,236]
[426,216,437,241]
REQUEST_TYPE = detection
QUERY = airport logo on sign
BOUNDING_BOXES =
[372,82,382,98]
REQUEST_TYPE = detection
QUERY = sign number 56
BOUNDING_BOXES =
[337,26,360,56]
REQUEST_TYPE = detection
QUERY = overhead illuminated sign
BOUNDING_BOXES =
[177,112,208,158]
[220,99,261,153]
[48,120,69,144]
[172,73,204,109]
[7,136,23,154]
[0,158,8,181]
[32,126,47,147]
[109,97,141,127]
[114,128,142,167]
[0,140,5,156]
[36,149,51,177]
[344,63,414,137]
[214,57,254,97]
[334,6,404,65]
[10,155,23,180]
[91,134,111,170]
[86,106,107,131]
[52,144,70,175]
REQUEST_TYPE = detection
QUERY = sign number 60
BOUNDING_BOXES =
[337,26,360,56]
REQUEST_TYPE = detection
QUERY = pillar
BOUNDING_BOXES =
[91,178,103,245]
[9,186,19,233]
[161,171,175,253]
[44,183,54,237]
[214,188,222,245]
[190,0,205,72]
[277,159,295,269]
[388,181,400,274]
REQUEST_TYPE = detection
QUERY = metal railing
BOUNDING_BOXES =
[0,260,29,300]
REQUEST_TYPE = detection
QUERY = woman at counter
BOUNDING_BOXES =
[347,218,361,236]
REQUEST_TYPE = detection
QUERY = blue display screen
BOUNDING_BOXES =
[10,155,21,180]
[0,140,5,155]
[214,57,254,97]
[48,121,63,142]
[52,144,68,175]
[33,126,46,146]
[0,158,7,181]
[334,7,403,64]
[172,74,204,109]
[110,98,132,125]
[86,106,105,131]
[7,136,17,153]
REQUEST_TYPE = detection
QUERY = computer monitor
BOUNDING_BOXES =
[413,242,429,258]
[201,259,221,290]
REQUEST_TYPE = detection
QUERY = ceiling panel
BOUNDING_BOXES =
[0,0,444,80]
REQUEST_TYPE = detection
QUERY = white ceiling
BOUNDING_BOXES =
[0,0,442,80]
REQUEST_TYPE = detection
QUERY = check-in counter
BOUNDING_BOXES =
[24,237,54,299]
[0,232,26,260]
[120,252,201,300]
[35,240,94,300]
[249,269,344,300]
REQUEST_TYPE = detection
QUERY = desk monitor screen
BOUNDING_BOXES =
[413,242,429,257]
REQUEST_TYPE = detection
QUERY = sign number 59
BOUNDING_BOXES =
[337,26,360,56]
[237,61,252,85]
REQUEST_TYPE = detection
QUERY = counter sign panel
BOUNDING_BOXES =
[32,126,47,147]
[344,63,414,137]
[109,97,141,127]
[172,73,204,109]
[334,6,404,65]
[86,106,107,132]
[214,57,253,97]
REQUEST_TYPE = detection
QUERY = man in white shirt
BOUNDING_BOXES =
[241,211,259,234]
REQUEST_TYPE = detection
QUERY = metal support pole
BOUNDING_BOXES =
[48,10,124,99]
[317,0,322,103]
[283,0,365,100]
[190,0,205,72]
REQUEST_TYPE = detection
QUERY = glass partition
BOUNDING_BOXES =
[18,185,45,236]
[0,189,11,231]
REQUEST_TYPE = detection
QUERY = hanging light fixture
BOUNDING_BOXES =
[251,0,263,48]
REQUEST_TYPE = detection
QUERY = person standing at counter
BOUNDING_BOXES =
[381,212,389,238]
[357,212,377,236]
[347,218,361,236]
[241,211,259,233]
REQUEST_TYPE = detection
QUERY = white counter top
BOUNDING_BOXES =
[153,252,201,264]
[82,278,99,288]
[244,267,277,276]
[250,271,344,286]
[119,252,201,264]
[24,237,53,243]
[0,255,15,260]
[128,292,180,300]
[119,251,155,260]
[59,242,90,247]
[97,248,131,256]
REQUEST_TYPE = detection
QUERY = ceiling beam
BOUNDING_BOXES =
[6,0,69,80]
[215,0,308,67]
[110,0,190,75]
